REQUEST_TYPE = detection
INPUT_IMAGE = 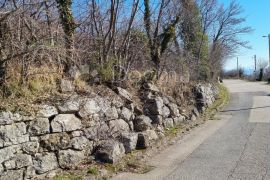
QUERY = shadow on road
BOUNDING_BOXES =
[221,105,270,112]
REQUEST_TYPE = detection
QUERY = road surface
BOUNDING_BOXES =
[113,80,270,180]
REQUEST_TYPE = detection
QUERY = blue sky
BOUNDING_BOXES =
[222,0,270,70]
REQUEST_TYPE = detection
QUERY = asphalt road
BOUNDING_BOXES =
[113,80,270,180]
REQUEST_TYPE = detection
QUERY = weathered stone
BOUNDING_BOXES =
[12,113,23,122]
[119,133,138,153]
[96,95,111,107]
[4,154,32,170]
[40,133,70,151]
[3,159,15,170]
[58,149,85,169]
[192,107,200,117]
[136,130,158,149]
[109,119,130,136]
[51,114,82,132]
[29,118,50,135]
[162,106,171,118]
[95,140,125,164]
[21,115,35,122]
[0,169,24,180]
[44,170,61,179]
[30,136,39,141]
[141,91,154,100]
[78,99,101,118]
[37,105,58,118]
[162,96,170,105]
[195,84,217,110]
[190,114,197,121]
[60,79,75,93]
[120,107,133,121]
[0,164,3,174]
[127,103,135,112]
[0,111,13,125]
[116,87,133,103]
[116,108,121,115]
[0,111,22,125]
[33,153,58,174]
[150,115,163,124]
[21,114,33,121]
[70,136,93,151]
[71,130,83,137]
[163,118,174,128]
[0,145,20,163]
[112,97,124,108]
[0,122,29,146]
[84,123,109,140]
[104,106,119,120]
[180,110,189,119]
[167,103,180,117]
[173,115,185,126]
[127,120,134,131]
[58,99,80,113]
[25,166,36,179]
[21,141,39,154]
[133,115,152,132]
[134,105,143,115]
[80,113,100,128]
[144,97,164,115]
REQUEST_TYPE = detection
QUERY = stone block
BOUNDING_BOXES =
[58,149,85,169]
[119,132,138,153]
[95,140,125,164]
[29,118,50,135]
[37,105,58,118]
[33,153,58,174]
[51,114,82,132]
[0,122,29,146]
[133,115,152,132]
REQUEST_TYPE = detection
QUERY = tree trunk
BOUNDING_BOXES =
[55,0,76,76]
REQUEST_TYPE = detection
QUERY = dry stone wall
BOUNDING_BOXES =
[0,83,218,179]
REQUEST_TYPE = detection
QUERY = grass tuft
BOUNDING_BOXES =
[54,173,83,180]
[87,167,99,175]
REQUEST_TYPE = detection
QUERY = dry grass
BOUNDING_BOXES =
[0,64,62,113]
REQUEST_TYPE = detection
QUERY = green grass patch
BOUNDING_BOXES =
[164,126,181,136]
[54,173,83,180]
[87,166,99,175]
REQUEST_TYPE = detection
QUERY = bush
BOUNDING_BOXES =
[97,59,119,83]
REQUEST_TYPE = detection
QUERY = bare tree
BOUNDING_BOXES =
[209,0,252,79]
[75,0,144,82]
